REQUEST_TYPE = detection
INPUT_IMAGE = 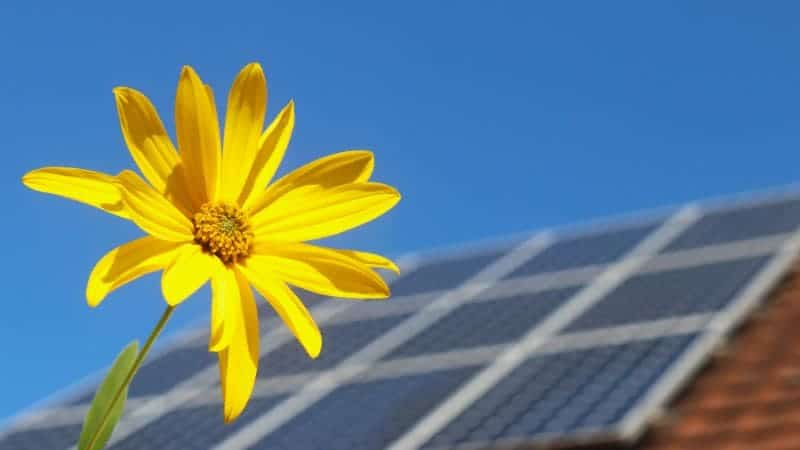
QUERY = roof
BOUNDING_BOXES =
[3,188,800,450]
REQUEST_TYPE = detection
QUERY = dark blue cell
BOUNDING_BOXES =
[258,314,412,378]
[107,396,286,450]
[127,342,215,398]
[422,333,698,449]
[250,366,482,450]
[0,424,81,450]
[386,287,580,359]
[563,256,770,333]
[390,247,513,297]
[505,222,661,280]
[663,196,800,252]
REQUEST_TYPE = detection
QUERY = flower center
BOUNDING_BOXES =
[193,203,254,264]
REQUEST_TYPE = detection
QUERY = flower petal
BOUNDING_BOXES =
[332,249,400,275]
[209,267,239,352]
[245,150,373,215]
[238,100,295,209]
[251,182,400,242]
[175,65,221,204]
[22,167,128,218]
[86,236,182,307]
[219,63,267,203]
[239,260,321,358]
[161,244,222,306]
[113,87,195,216]
[218,268,259,423]
[249,241,390,299]
[117,170,194,242]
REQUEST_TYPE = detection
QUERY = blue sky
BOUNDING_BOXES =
[2,1,800,421]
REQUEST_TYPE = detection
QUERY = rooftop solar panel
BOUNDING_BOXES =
[0,424,81,450]
[4,190,800,450]
[107,396,287,450]
[386,287,580,359]
[250,366,482,450]
[663,196,800,252]
[562,255,771,333]
[389,246,512,297]
[257,314,413,378]
[422,333,698,450]
[504,222,662,279]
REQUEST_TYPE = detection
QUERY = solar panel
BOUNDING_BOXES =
[250,367,482,450]
[0,424,81,450]
[106,396,287,450]
[663,196,800,252]
[389,246,513,297]
[257,314,413,378]
[422,333,698,449]
[3,190,800,450]
[504,221,662,279]
[562,255,771,333]
[386,287,580,358]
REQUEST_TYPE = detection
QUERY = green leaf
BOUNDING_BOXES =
[78,341,139,450]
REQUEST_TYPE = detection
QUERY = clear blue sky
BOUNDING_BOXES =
[2,1,800,421]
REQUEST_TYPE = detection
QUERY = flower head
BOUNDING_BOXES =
[22,63,400,422]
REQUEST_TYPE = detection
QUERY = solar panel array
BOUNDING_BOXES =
[3,190,800,450]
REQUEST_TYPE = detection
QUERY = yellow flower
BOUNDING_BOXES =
[22,63,400,422]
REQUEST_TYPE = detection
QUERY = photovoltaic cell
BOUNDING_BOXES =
[389,247,512,297]
[663,196,800,252]
[258,314,413,378]
[386,287,580,359]
[422,333,698,449]
[504,222,661,280]
[250,366,482,450]
[0,424,81,450]
[562,255,771,333]
[107,396,286,450]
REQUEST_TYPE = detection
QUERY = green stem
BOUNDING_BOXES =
[85,305,175,450]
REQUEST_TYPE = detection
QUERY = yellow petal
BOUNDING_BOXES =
[114,87,195,216]
[219,63,267,203]
[245,150,373,215]
[239,260,322,358]
[22,167,128,219]
[218,268,259,423]
[209,267,239,352]
[333,249,400,275]
[117,170,194,242]
[251,182,400,242]
[237,100,295,209]
[249,241,390,299]
[161,244,222,306]
[86,236,182,307]
[175,65,221,204]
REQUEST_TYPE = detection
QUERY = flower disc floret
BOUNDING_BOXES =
[193,202,253,264]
